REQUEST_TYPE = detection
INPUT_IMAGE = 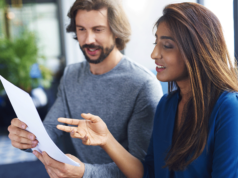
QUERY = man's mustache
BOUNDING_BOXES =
[82,44,103,50]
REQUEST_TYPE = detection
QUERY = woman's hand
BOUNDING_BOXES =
[58,113,143,178]
[57,113,110,146]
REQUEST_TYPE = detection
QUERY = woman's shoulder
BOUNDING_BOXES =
[155,90,179,112]
[216,91,238,108]
[212,91,238,124]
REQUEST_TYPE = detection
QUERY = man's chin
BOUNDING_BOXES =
[85,56,99,61]
[84,56,103,64]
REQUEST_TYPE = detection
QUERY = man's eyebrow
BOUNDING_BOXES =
[92,25,106,29]
[75,25,106,28]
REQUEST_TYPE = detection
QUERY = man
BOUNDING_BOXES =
[8,0,163,177]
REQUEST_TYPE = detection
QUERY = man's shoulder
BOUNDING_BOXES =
[60,61,88,84]
[122,56,157,81]
[64,61,88,74]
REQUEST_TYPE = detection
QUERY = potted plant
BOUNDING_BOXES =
[0,30,53,128]
[0,31,52,92]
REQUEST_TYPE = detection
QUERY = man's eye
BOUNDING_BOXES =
[95,29,103,32]
[78,28,84,31]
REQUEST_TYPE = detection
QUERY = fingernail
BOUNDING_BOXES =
[21,124,25,129]
[32,141,37,144]
[71,130,75,135]
[30,135,34,140]
[33,151,36,156]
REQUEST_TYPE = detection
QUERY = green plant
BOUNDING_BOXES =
[0,0,6,9]
[0,30,52,93]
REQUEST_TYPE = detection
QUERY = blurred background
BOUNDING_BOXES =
[0,0,236,177]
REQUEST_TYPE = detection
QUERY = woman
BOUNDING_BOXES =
[57,2,238,177]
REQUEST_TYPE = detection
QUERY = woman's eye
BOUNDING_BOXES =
[78,28,84,31]
[164,44,173,49]
[153,42,157,45]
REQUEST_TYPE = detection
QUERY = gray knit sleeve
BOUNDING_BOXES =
[83,162,126,178]
[126,79,162,161]
[83,79,163,178]
[43,96,66,143]
[43,67,69,143]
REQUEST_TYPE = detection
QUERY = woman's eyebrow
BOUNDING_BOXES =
[160,36,175,41]
[155,34,175,41]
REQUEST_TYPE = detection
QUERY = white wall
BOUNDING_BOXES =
[122,0,196,70]
[61,0,199,67]
[61,0,234,68]
[204,0,234,64]
[60,0,85,65]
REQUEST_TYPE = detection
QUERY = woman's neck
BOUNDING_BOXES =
[176,77,192,102]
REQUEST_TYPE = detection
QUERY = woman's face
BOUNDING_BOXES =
[151,22,188,82]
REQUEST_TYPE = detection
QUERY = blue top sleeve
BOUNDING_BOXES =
[211,93,238,177]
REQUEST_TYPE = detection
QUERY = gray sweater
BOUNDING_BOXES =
[43,56,163,177]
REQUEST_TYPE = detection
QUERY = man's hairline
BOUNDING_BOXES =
[74,7,116,36]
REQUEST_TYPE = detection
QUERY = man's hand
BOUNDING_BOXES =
[33,151,85,178]
[8,118,38,149]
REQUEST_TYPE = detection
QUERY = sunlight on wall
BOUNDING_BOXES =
[122,0,196,70]
[204,0,234,64]
[124,0,147,13]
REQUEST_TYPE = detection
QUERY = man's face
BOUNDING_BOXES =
[75,8,115,64]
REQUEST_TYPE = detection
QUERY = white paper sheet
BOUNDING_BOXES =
[0,75,80,167]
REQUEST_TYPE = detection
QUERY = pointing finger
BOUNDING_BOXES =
[56,125,77,133]
[57,118,80,125]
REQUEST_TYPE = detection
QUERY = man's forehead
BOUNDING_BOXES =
[75,8,108,27]
[75,8,108,20]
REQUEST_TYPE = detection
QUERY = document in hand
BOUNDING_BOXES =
[0,75,80,167]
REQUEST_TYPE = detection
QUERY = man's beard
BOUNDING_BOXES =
[80,44,115,64]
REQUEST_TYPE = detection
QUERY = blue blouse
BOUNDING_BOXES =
[143,90,238,178]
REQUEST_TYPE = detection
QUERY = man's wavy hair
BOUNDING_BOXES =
[66,0,131,51]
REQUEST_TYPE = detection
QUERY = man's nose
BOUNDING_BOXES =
[85,32,96,44]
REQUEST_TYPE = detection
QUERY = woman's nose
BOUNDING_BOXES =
[151,45,162,60]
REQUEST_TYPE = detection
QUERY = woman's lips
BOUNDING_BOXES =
[155,62,166,72]
[156,66,166,72]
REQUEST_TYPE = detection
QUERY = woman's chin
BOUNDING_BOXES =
[156,75,169,82]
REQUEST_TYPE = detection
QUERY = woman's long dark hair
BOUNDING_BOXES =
[155,2,238,171]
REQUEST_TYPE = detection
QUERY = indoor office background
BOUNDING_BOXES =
[0,0,236,177]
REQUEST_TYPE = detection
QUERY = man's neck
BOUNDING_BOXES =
[89,48,123,75]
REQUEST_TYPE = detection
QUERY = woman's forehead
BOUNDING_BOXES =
[155,22,173,39]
